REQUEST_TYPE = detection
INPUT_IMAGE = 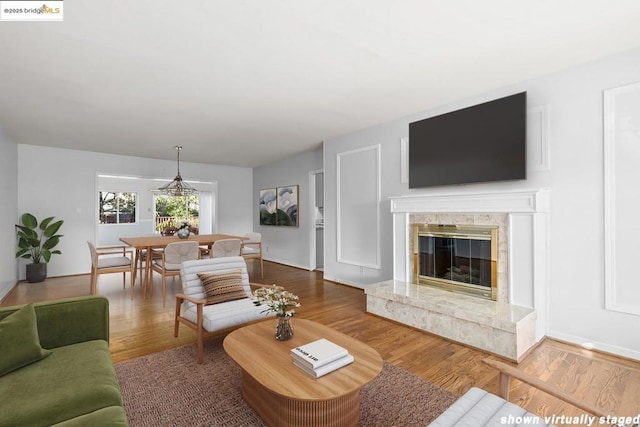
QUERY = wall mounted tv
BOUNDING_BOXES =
[408,91,526,188]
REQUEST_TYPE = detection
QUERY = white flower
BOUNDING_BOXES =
[252,284,300,317]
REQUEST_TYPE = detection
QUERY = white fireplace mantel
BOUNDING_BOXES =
[389,189,550,214]
[365,188,550,360]
[389,189,549,303]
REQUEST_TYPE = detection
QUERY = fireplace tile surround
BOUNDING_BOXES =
[366,189,549,361]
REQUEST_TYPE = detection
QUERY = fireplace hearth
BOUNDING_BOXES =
[414,224,497,300]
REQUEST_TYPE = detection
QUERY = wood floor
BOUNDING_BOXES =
[3,260,639,426]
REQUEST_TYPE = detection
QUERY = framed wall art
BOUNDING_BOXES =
[259,188,277,226]
[276,185,298,227]
[259,186,299,226]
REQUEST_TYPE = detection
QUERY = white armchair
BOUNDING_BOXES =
[431,359,608,426]
[175,256,274,363]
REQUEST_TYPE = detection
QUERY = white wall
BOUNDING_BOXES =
[0,127,18,301]
[323,47,640,359]
[17,145,253,278]
[253,148,323,269]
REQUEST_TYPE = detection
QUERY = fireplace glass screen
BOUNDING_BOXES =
[414,224,497,300]
[418,236,491,287]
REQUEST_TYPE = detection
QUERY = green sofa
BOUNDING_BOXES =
[0,296,128,426]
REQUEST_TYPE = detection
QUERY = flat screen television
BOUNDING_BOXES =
[408,92,526,188]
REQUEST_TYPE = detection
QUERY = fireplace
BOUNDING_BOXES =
[365,189,549,361]
[413,224,497,300]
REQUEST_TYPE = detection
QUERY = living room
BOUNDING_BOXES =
[2,2,640,426]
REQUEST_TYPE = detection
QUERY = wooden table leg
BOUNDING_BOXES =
[131,252,137,287]
[134,250,140,284]
[144,247,152,298]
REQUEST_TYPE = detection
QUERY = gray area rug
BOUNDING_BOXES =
[115,336,456,426]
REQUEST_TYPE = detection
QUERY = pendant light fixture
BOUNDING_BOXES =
[158,146,197,196]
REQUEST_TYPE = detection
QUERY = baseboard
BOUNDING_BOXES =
[262,257,310,271]
[548,330,640,362]
[0,281,18,304]
[322,274,365,290]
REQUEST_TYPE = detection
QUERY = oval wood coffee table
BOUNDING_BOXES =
[223,318,383,427]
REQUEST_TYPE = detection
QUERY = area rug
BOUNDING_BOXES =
[115,336,456,426]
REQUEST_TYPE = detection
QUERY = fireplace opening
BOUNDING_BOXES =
[413,224,497,300]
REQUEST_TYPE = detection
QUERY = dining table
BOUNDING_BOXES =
[119,233,248,295]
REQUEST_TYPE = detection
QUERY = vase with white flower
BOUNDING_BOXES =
[177,221,191,239]
[252,285,300,341]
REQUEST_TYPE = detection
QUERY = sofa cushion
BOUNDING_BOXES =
[0,303,52,377]
[50,406,129,427]
[198,269,248,305]
[0,339,123,427]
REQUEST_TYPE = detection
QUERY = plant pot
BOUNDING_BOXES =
[26,263,47,283]
[177,228,190,239]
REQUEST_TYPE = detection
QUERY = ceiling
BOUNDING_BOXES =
[1,1,640,168]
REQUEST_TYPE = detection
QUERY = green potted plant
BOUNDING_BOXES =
[15,213,64,283]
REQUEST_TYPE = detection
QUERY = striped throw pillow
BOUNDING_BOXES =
[198,269,248,305]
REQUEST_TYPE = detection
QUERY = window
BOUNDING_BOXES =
[154,194,199,233]
[99,192,137,224]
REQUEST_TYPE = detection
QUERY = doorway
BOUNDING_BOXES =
[153,194,200,234]
[309,170,324,271]
[153,191,215,235]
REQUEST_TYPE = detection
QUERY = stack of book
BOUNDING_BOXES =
[291,338,354,378]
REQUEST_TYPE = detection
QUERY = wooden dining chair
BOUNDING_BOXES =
[241,232,263,278]
[134,234,163,280]
[211,239,242,258]
[87,241,136,298]
[150,241,200,307]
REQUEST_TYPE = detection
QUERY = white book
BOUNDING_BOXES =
[293,353,355,378]
[291,338,349,369]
